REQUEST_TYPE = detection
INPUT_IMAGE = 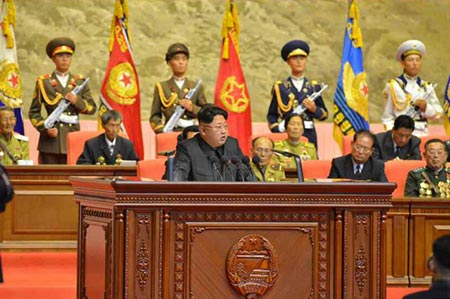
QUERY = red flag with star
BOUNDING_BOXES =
[214,0,252,155]
[98,0,144,159]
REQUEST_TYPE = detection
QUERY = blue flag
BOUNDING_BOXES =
[333,0,369,149]
[442,75,450,135]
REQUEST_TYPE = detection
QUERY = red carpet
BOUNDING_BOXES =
[0,251,427,299]
[0,252,76,299]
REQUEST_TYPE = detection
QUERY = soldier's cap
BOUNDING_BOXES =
[281,40,310,61]
[396,39,425,61]
[165,43,189,62]
[46,37,75,58]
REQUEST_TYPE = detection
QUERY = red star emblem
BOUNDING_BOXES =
[120,72,132,87]
[361,82,369,97]
[8,73,19,88]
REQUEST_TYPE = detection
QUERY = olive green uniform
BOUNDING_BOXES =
[404,166,450,198]
[0,133,29,165]
[274,139,317,168]
[251,161,285,182]
[150,77,207,133]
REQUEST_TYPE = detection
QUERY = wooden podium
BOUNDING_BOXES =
[71,178,395,299]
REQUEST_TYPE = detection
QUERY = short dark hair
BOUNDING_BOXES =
[101,110,122,126]
[432,234,450,270]
[424,138,446,151]
[393,115,415,130]
[353,129,376,148]
[285,113,303,127]
[252,136,274,148]
[198,105,228,124]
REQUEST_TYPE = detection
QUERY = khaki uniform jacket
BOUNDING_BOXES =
[274,139,317,168]
[29,72,96,154]
[150,77,207,133]
[404,166,450,197]
[0,133,29,165]
[251,161,285,182]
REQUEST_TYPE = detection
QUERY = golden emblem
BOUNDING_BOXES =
[226,234,279,297]
[104,62,138,105]
[0,59,22,107]
[342,63,369,120]
[219,76,249,113]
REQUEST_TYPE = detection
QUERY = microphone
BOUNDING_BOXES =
[271,149,304,183]
[208,155,223,182]
[241,155,256,182]
[231,156,245,182]
[220,155,234,182]
[167,155,174,182]
[251,156,265,182]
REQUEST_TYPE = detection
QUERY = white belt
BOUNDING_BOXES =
[58,113,79,124]
[177,118,195,128]
[304,120,314,129]
[414,121,427,130]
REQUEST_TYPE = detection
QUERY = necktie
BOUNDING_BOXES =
[355,164,361,175]
[394,146,400,157]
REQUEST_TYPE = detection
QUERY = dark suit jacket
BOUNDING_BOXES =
[373,131,421,161]
[328,154,387,182]
[403,280,450,299]
[76,134,139,165]
[173,135,254,182]
[0,165,13,212]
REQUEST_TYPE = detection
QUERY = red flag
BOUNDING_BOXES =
[214,0,252,155]
[99,0,144,159]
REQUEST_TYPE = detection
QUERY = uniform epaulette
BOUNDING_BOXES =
[13,133,29,142]
[412,167,426,173]
[73,74,85,80]
[302,141,315,148]
[311,80,319,85]
[273,140,284,147]
[37,74,51,80]
[391,78,405,89]
[445,168,450,174]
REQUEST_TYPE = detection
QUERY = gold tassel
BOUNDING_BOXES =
[2,0,16,49]
[221,0,240,59]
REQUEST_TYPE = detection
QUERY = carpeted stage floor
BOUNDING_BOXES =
[0,252,426,299]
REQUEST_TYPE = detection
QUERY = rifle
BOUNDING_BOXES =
[278,83,328,132]
[405,83,437,118]
[44,78,90,129]
[163,79,202,133]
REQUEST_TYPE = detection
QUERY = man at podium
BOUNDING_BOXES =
[172,105,254,182]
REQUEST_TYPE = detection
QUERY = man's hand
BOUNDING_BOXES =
[179,99,193,112]
[302,97,317,113]
[414,99,427,112]
[47,127,58,138]
[65,93,77,105]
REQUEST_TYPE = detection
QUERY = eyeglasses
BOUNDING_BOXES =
[204,124,228,131]
[353,144,372,153]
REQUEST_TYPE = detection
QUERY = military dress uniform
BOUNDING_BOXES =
[267,40,327,150]
[29,37,96,164]
[150,77,207,133]
[250,160,285,182]
[0,133,29,165]
[274,139,317,169]
[404,166,450,198]
[381,40,442,137]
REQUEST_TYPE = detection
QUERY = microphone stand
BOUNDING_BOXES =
[231,157,245,182]
[272,149,304,183]
[167,154,174,182]
[221,156,234,182]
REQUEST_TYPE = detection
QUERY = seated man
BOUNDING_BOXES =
[0,107,30,165]
[77,110,139,165]
[328,130,387,182]
[172,105,254,182]
[251,136,285,182]
[403,234,450,299]
[405,139,449,197]
[373,115,421,161]
[274,113,317,168]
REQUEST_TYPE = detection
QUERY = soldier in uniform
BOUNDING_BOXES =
[0,107,29,165]
[274,113,317,168]
[250,136,285,182]
[28,37,96,164]
[381,40,442,137]
[267,40,327,150]
[405,139,450,197]
[150,43,207,133]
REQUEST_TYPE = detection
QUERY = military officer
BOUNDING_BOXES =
[381,40,442,137]
[267,40,327,150]
[29,37,96,164]
[273,113,317,168]
[405,139,450,197]
[0,107,29,165]
[150,43,207,134]
[250,136,285,182]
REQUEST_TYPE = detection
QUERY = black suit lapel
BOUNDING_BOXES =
[344,155,356,179]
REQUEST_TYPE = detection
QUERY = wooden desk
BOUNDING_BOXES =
[72,178,394,299]
[0,165,136,250]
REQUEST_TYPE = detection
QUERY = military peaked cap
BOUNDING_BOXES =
[165,43,189,62]
[396,40,425,61]
[46,37,75,58]
[281,40,310,61]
